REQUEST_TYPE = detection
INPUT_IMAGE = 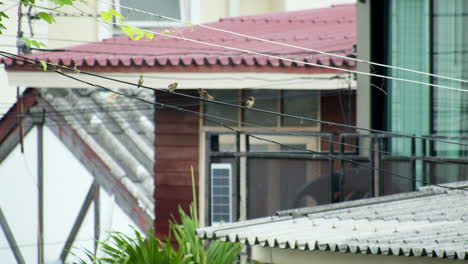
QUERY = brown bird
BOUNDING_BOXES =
[137,75,144,88]
[168,82,178,92]
[198,88,214,100]
[245,96,255,108]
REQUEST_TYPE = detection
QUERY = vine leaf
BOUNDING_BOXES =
[39,61,48,72]
[100,11,112,23]
[38,12,55,24]
[145,32,154,40]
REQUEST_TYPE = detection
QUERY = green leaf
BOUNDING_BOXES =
[0,12,9,19]
[39,61,47,71]
[38,12,55,24]
[109,8,124,20]
[31,40,41,48]
[145,32,154,40]
[100,11,112,22]
[21,37,31,47]
[60,0,73,5]
[121,25,135,40]
[133,27,145,40]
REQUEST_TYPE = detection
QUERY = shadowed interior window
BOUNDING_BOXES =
[203,89,319,128]
[119,0,181,22]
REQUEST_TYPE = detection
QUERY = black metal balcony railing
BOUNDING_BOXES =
[204,131,468,221]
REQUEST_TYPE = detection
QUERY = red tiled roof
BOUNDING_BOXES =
[4,4,355,69]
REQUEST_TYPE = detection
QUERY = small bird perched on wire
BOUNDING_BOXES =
[198,88,214,100]
[168,82,178,92]
[245,96,255,108]
[137,75,144,88]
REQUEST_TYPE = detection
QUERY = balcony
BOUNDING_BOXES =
[203,131,468,222]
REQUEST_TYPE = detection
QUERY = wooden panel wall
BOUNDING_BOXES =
[153,91,199,238]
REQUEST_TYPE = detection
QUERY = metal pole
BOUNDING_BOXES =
[339,135,345,202]
[0,208,26,264]
[36,110,45,264]
[60,182,97,262]
[94,185,100,255]
[411,137,417,191]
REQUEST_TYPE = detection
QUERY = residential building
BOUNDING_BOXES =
[198,181,468,263]
[0,0,356,114]
[356,0,468,188]
[1,4,358,238]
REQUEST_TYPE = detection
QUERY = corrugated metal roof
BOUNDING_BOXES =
[198,182,468,260]
[1,4,355,69]
[39,88,155,217]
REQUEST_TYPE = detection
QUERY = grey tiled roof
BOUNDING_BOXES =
[39,88,154,218]
[198,182,468,260]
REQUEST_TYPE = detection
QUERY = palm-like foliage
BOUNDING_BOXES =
[72,167,242,264]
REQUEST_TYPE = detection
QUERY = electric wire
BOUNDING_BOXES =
[7,3,468,94]
[38,104,468,172]
[112,1,468,87]
[10,55,465,191]
[3,51,468,150]
[0,2,19,13]
[9,1,468,93]
[0,237,95,251]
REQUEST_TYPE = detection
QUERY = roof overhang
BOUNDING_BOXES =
[7,71,356,90]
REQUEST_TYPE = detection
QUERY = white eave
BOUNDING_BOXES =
[7,71,356,90]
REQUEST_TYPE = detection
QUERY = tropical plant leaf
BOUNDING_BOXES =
[72,168,244,264]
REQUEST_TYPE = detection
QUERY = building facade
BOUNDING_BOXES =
[356,0,468,188]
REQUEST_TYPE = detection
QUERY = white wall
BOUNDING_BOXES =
[0,0,23,116]
[283,0,356,11]
[0,126,139,264]
[0,0,104,116]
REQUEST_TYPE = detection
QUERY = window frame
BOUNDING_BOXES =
[201,89,321,132]
[210,163,234,226]
[114,0,192,28]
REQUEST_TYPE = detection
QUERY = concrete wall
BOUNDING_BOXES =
[356,0,371,131]
[199,0,357,22]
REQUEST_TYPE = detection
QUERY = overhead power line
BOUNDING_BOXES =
[2,51,468,150]
[111,1,468,87]
[3,52,466,192]
[8,2,468,93]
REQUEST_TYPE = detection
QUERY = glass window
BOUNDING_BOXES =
[119,0,181,22]
[282,90,318,127]
[247,158,331,219]
[203,90,239,127]
[243,89,278,127]
[203,89,320,128]
[433,0,468,157]
[387,0,430,155]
